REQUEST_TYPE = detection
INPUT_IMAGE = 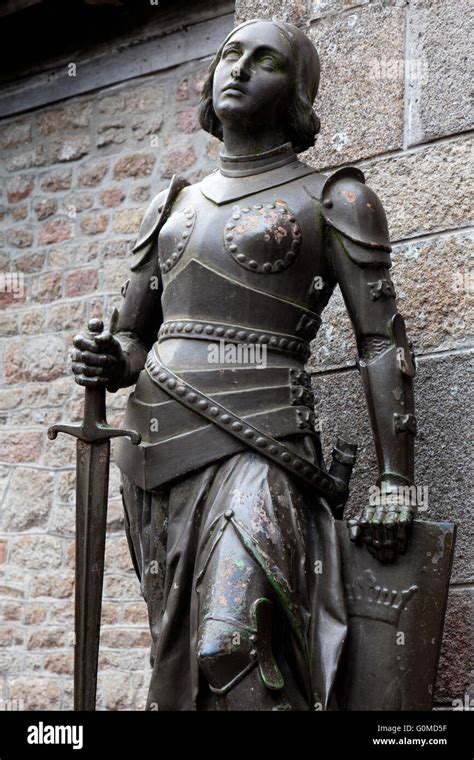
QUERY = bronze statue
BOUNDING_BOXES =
[52,19,454,711]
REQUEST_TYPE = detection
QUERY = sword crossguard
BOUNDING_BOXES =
[48,318,141,446]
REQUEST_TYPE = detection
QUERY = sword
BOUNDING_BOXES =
[48,318,141,711]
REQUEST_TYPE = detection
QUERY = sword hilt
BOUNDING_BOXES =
[48,318,141,446]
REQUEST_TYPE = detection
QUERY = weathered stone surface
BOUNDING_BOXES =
[391,233,474,352]
[162,145,197,177]
[101,602,120,625]
[310,0,373,19]
[78,161,109,188]
[313,351,473,583]
[176,106,200,134]
[73,241,100,265]
[42,430,76,468]
[107,498,125,533]
[11,251,45,273]
[303,4,405,167]
[0,388,21,409]
[23,383,50,408]
[79,213,108,236]
[46,300,86,331]
[105,536,134,573]
[131,117,163,142]
[62,194,94,215]
[176,77,189,101]
[21,308,46,335]
[11,536,63,570]
[34,198,58,220]
[99,187,125,207]
[235,0,311,25]
[0,310,18,337]
[64,268,98,297]
[0,540,7,564]
[26,627,66,650]
[6,175,34,204]
[31,575,74,599]
[205,137,220,163]
[50,136,90,163]
[102,259,129,292]
[0,626,23,646]
[1,602,22,621]
[97,84,164,117]
[6,227,33,249]
[0,468,52,531]
[23,603,47,625]
[40,169,72,192]
[124,602,149,625]
[9,677,61,710]
[4,335,66,383]
[38,219,74,246]
[55,470,75,505]
[113,153,155,179]
[0,119,31,150]
[112,209,143,234]
[49,601,74,622]
[130,185,151,203]
[98,649,147,672]
[104,574,142,599]
[44,653,74,675]
[48,503,75,536]
[96,671,132,710]
[11,205,28,222]
[37,102,92,136]
[30,272,62,303]
[100,628,151,649]
[0,434,44,467]
[434,588,472,703]
[363,137,473,241]
[5,146,46,172]
[47,245,75,269]
[96,123,127,148]
[406,0,474,146]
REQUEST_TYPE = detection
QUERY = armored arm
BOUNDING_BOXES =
[106,192,166,391]
[108,176,189,391]
[322,168,416,560]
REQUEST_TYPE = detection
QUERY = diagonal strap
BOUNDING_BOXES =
[145,350,337,503]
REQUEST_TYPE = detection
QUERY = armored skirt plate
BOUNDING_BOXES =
[224,200,302,273]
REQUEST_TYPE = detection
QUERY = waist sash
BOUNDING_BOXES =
[145,348,338,503]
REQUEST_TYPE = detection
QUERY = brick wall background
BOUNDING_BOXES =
[0,0,472,710]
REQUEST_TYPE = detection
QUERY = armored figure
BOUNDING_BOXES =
[71,20,419,711]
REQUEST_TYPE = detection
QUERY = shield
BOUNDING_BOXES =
[335,519,456,710]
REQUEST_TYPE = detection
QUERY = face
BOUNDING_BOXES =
[212,22,293,132]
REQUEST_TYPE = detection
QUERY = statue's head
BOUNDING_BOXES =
[198,19,321,153]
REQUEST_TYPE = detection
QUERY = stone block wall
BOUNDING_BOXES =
[0,0,472,710]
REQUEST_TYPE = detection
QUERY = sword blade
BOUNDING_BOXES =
[74,437,110,711]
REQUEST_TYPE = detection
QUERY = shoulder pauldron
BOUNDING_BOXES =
[130,174,189,271]
[321,167,392,267]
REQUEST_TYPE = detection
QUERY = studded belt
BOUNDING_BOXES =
[145,348,338,503]
[157,319,311,359]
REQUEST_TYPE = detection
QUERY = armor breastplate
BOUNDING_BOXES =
[116,157,334,490]
[156,163,334,360]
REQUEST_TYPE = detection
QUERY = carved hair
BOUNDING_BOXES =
[198,19,321,154]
